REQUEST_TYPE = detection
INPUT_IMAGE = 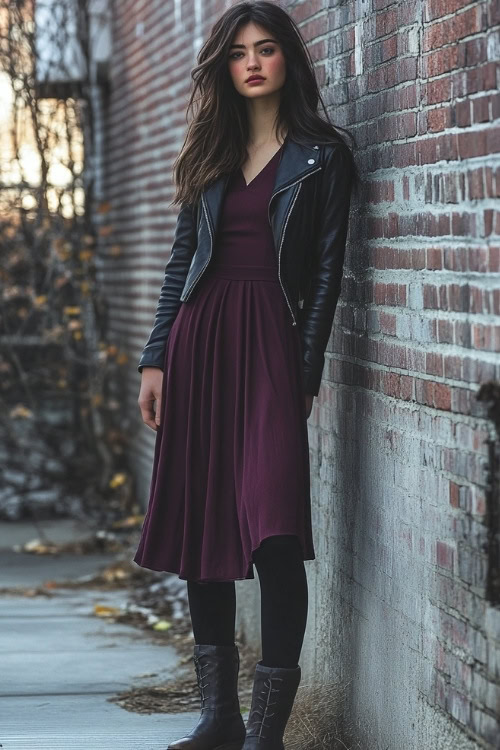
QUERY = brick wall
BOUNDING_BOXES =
[99,1,500,747]
[100,0,208,488]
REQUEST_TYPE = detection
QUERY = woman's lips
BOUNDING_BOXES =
[246,77,265,85]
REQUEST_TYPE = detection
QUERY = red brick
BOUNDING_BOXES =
[436,540,455,571]
[380,311,397,335]
[400,375,414,401]
[434,383,452,411]
[427,247,443,269]
[450,481,460,508]
[438,320,454,344]
[426,352,444,377]
[490,247,500,272]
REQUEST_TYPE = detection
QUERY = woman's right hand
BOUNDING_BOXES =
[138,367,164,431]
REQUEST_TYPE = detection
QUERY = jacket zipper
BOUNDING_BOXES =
[277,182,302,325]
[266,167,322,227]
[182,193,213,301]
[269,166,322,326]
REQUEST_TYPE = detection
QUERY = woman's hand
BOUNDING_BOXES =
[139,367,313,427]
[138,367,164,431]
[305,393,314,419]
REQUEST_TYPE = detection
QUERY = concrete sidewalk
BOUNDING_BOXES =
[0,519,198,749]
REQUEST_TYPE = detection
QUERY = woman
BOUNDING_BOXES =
[135,2,358,748]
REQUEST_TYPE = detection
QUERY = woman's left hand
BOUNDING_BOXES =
[305,393,314,419]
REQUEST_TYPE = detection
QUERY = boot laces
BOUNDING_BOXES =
[248,675,284,739]
[193,654,210,710]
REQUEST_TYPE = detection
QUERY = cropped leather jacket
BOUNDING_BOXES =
[138,136,354,396]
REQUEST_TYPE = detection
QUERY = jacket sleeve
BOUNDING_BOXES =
[138,200,198,373]
[299,142,354,396]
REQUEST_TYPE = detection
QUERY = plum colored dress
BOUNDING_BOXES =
[133,144,315,582]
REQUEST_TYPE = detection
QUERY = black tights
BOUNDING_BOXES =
[186,535,308,669]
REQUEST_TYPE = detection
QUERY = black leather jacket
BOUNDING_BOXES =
[138,136,354,396]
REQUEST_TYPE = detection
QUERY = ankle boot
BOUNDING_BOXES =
[167,643,246,750]
[242,661,301,749]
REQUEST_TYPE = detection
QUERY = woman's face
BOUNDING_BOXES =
[227,21,286,99]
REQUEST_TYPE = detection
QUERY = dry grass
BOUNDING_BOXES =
[284,678,363,750]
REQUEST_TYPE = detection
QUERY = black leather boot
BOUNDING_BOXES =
[242,661,301,749]
[167,643,246,750]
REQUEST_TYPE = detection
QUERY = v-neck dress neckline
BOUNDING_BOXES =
[239,142,284,188]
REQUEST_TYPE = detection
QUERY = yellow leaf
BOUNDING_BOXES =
[116,353,129,365]
[111,514,144,529]
[109,245,122,257]
[94,604,122,617]
[23,538,58,554]
[63,306,81,315]
[10,404,33,418]
[79,250,94,262]
[153,620,172,631]
[101,566,129,582]
[34,295,48,306]
[109,472,127,489]
[73,330,83,340]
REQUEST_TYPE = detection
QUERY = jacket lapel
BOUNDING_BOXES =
[201,173,230,237]
[201,137,320,238]
[271,138,320,196]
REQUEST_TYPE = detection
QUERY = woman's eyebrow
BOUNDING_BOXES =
[229,38,277,50]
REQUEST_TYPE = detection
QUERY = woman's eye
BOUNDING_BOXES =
[229,47,275,60]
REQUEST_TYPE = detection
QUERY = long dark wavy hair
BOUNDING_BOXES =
[172,0,360,207]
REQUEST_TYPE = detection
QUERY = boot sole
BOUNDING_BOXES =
[214,744,244,750]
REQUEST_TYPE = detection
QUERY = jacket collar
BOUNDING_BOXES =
[201,136,320,234]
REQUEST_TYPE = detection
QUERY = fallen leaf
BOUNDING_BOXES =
[153,620,172,632]
[111,515,144,529]
[94,604,123,617]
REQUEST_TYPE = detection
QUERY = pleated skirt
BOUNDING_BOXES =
[133,261,316,582]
